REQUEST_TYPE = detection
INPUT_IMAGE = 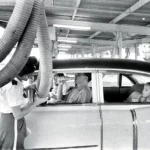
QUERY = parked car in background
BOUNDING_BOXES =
[24,58,150,150]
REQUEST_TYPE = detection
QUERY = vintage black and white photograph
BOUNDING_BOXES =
[0,0,150,150]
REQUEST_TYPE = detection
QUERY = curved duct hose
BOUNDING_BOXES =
[0,0,34,62]
[37,1,53,98]
[0,0,41,87]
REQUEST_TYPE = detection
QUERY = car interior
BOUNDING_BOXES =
[31,72,150,104]
[103,73,146,103]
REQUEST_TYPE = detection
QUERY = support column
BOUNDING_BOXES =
[116,31,123,58]
[49,26,56,41]
[125,47,130,59]
[112,46,117,58]
[81,48,85,58]
[53,42,58,58]
[134,44,139,60]
[92,44,97,57]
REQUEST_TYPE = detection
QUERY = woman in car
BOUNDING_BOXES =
[126,82,150,102]
[0,57,48,150]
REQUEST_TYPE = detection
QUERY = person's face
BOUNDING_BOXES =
[75,73,87,85]
[53,75,65,85]
[53,76,58,85]
[142,84,150,97]
[18,73,33,81]
[19,74,29,81]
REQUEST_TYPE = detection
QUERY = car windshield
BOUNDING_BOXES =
[131,74,150,83]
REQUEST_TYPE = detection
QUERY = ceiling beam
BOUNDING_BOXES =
[0,0,15,5]
[70,46,113,54]
[46,5,150,17]
[62,46,113,54]
[57,36,150,47]
[72,0,81,20]
[45,0,54,7]
[58,44,113,51]
[66,0,81,37]
[1,2,150,17]
[110,0,150,23]
[48,18,150,35]
[89,0,150,39]
[58,37,115,46]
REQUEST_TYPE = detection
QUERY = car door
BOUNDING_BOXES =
[103,72,120,102]
[24,104,101,150]
[119,74,135,101]
[24,71,102,150]
[100,71,150,150]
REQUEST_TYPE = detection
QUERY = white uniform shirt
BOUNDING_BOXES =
[0,78,27,113]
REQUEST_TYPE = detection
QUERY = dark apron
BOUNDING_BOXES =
[0,113,26,150]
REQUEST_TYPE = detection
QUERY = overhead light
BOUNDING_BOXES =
[58,48,69,51]
[58,51,67,54]
[58,44,72,48]
[58,39,77,43]
[142,17,145,20]
[53,24,91,30]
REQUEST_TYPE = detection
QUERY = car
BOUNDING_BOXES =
[24,58,150,150]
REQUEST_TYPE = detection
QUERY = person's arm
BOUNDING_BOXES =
[56,77,66,101]
[57,83,64,101]
[146,97,150,102]
[143,90,150,98]
[24,81,37,92]
[125,91,141,102]
[11,96,47,120]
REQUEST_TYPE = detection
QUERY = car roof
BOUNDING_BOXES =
[53,58,150,74]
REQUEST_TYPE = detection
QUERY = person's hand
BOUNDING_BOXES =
[131,98,139,102]
[51,94,57,100]
[47,98,59,104]
[25,82,37,92]
[57,77,66,85]
[143,91,150,98]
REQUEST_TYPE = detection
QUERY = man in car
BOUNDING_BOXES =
[56,73,92,103]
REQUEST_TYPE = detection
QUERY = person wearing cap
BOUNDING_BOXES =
[56,73,92,103]
[0,56,48,150]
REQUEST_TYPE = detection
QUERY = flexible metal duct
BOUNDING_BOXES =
[0,0,52,97]
[37,1,53,98]
[0,0,41,87]
[0,0,34,62]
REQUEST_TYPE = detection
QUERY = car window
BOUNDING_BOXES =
[131,74,150,84]
[103,73,118,87]
[122,76,133,87]
[39,72,93,105]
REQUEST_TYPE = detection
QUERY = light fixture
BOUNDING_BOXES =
[53,24,91,30]
[58,39,77,43]
[58,51,67,54]
[58,44,72,48]
[58,48,69,51]
[142,17,145,20]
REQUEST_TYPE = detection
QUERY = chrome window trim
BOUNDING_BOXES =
[53,68,97,73]
[96,68,150,76]
[34,68,150,76]
[34,68,150,105]
[130,109,138,150]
